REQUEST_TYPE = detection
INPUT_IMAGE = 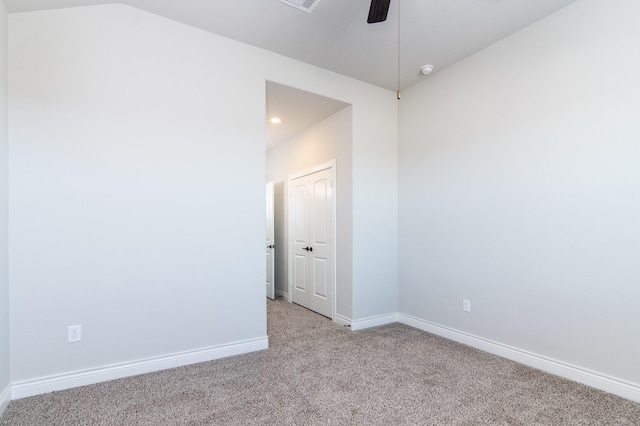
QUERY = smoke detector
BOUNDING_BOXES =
[420,65,434,75]
[278,0,323,13]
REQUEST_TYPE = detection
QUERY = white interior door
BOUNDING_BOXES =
[290,168,333,318]
[291,177,309,307]
[266,182,275,300]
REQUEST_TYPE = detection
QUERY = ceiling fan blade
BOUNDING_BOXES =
[367,0,391,24]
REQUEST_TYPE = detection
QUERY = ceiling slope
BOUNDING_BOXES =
[5,0,579,91]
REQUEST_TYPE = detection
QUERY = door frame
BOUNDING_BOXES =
[266,181,275,300]
[287,159,337,321]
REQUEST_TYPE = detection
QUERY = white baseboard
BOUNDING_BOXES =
[398,314,640,403]
[11,336,269,400]
[351,313,399,331]
[334,314,352,327]
[275,289,288,299]
[0,384,10,416]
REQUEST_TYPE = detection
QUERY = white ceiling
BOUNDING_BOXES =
[5,0,579,92]
[4,0,579,148]
[266,82,349,149]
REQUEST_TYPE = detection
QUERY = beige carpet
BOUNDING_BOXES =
[1,298,639,425]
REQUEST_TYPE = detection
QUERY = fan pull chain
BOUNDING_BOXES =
[397,0,401,99]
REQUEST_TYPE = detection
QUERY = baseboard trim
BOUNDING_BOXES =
[334,314,352,327]
[398,314,640,403]
[11,336,269,400]
[351,313,399,331]
[275,289,288,299]
[0,384,10,416]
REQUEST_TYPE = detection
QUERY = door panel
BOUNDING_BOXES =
[293,184,306,243]
[308,169,333,317]
[290,167,333,318]
[291,177,309,306]
[294,255,307,291]
[313,258,328,298]
[313,179,328,243]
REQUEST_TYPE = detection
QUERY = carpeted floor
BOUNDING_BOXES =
[1,298,639,425]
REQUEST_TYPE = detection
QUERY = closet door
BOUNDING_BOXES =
[291,168,333,318]
[291,176,310,309]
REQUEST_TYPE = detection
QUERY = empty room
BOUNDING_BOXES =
[0,0,639,424]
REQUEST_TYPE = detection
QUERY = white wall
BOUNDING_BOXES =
[8,4,398,393]
[399,0,640,387]
[0,0,9,415]
[351,86,398,320]
[266,106,353,319]
[9,4,267,384]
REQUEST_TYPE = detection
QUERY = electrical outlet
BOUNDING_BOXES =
[68,325,82,343]
[463,299,471,313]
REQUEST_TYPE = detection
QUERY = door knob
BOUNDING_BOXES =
[267,245,276,249]
[303,246,313,252]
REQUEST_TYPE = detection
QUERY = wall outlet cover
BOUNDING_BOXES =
[68,325,82,343]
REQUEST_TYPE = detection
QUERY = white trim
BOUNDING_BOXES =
[398,314,640,403]
[11,336,269,400]
[350,313,399,331]
[287,160,338,322]
[334,314,352,327]
[0,385,10,416]
[275,289,288,299]
[287,160,335,181]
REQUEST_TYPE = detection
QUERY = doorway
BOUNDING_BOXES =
[265,81,352,323]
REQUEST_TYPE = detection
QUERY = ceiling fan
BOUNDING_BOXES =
[367,0,391,24]
[278,0,401,95]
[278,0,391,23]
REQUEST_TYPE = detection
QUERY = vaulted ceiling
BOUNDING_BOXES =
[4,0,580,147]
[5,0,578,91]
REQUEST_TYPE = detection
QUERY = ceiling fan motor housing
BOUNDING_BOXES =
[368,0,391,24]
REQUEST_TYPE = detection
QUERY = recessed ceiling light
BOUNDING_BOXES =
[269,117,282,124]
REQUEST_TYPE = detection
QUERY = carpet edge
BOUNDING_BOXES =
[10,336,269,400]
[398,313,640,403]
